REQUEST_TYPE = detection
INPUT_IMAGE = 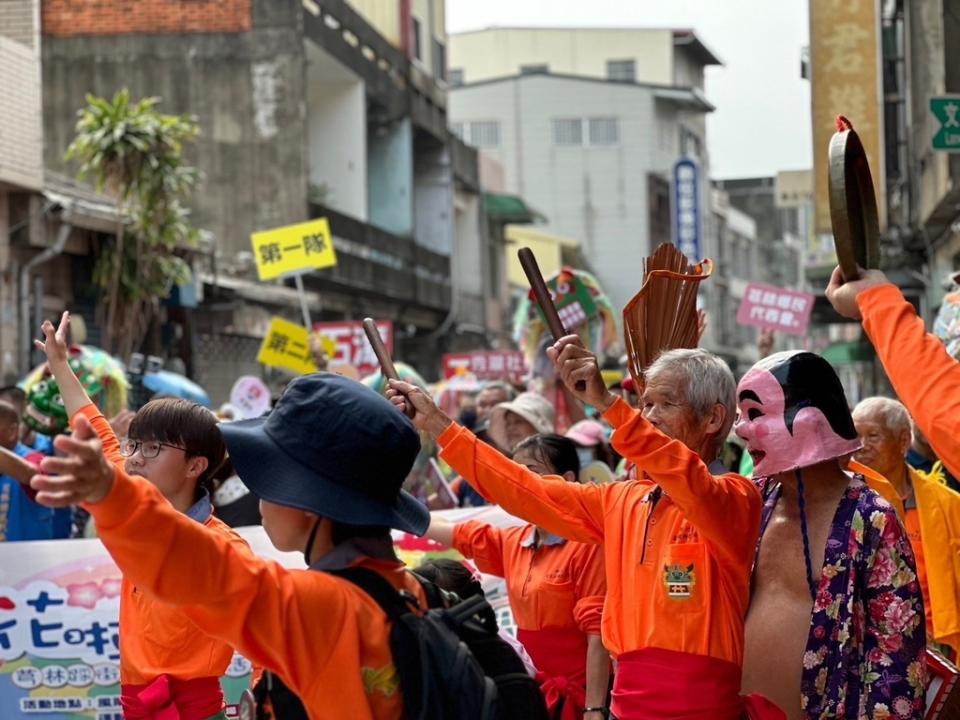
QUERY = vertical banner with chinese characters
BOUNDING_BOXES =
[810,0,885,233]
[736,282,815,336]
[0,529,302,720]
[672,157,702,262]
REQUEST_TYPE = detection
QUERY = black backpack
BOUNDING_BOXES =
[254,567,547,720]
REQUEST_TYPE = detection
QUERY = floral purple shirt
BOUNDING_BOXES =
[756,474,928,719]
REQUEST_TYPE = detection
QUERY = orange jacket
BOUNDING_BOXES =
[859,283,960,477]
[438,397,761,665]
[78,407,424,720]
[77,405,249,685]
[453,521,605,634]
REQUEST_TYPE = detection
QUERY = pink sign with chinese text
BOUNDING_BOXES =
[442,351,528,382]
[736,283,815,336]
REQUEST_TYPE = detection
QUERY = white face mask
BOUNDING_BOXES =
[576,447,596,468]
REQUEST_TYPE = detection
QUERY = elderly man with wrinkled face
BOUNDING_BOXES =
[738,352,927,720]
[388,339,788,720]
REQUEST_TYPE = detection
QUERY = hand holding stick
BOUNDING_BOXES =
[517,248,587,392]
[362,318,415,418]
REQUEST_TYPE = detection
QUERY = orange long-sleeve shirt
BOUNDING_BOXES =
[438,397,762,665]
[860,283,960,478]
[76,404,250,685]
[78,408,424,720]
[453,521,605,634]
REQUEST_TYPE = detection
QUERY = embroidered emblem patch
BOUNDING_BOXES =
[664,563,695,600]
[362,664,400,697]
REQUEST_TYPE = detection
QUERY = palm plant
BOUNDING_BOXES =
[66,89,202,358]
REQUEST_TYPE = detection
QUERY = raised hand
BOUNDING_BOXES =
[34,311,71,367]
[386,379,452,438]
[825,266,891,321]
[30,414,115,507]
[546,335,616,411]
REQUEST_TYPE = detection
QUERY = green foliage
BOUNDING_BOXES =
[66,89,203,355]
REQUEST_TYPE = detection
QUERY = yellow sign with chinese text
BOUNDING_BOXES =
[256,317,319,375]
[810,0,885,233]
[250,218,337,281]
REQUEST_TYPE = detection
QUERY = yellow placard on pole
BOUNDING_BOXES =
[257,317,319,375]
[251,218,337,281]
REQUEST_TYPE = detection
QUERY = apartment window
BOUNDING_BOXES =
[449,68,464,87]
[470,121,501,148]
[434,40,447,81]
[552,118,583,146]
[607,59,636,82]
[451,122,465,140]
[520,63,549,75]
[588,117,619,145]
[412,17,422,61]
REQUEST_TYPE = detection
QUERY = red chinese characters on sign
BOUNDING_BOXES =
[442,351,528,382]
[736,283,815,337]
[313,321,393,377]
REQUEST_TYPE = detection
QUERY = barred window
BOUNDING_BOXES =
[588,118,619,145]
[451,122,465,140]
[470,121,501,148]
[607,59,636,82]
[552,118,583,146]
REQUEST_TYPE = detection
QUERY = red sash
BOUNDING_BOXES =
[518,627,589,720]
[121,675,224,720]
[611,648,785,720]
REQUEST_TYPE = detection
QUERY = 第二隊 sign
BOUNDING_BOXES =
[256,317,318,376]
[250,218,337,281]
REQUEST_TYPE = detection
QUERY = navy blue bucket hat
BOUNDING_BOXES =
[219,372,428,535]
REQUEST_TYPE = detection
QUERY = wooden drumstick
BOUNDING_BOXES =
[517,247,587,392]
[362,318,415,418]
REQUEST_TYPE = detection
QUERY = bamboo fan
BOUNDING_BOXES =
[623,243,713,390]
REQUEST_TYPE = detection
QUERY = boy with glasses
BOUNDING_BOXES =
[35,312,248,720]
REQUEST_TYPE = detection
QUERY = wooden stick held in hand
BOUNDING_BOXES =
[517,247,587,392]
[362,318,415,418]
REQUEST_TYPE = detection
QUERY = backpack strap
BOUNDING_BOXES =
[326,566,421,621]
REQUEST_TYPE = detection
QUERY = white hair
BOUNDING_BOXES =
[852,396,911,436]
[645,349,737,445]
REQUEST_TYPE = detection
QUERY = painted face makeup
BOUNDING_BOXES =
[735,351,861,477]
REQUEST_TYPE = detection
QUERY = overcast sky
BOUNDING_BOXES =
[446,0,812,180]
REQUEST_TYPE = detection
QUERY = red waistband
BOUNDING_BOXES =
[611,648,784,720]
[518,628,590,720]
[121,675,224,720]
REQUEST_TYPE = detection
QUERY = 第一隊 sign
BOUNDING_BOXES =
[250,218,337,281]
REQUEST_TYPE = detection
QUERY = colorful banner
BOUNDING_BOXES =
[0,529,303,720]
[809,0,884,233]
[736,282,815,336]
[441,351,528,383]
[313,321,394,378]
[250,218,337,281]
[256,317,318,376]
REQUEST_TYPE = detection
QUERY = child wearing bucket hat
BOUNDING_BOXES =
[28,359,465,719]
[35,313,249,720]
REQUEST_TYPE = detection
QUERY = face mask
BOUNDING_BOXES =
[576,447,596,468]
[734,351,861,477]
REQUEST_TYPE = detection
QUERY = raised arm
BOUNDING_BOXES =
[29,414,347,692]
[35,313,104,422]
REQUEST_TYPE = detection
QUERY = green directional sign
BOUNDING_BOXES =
[931,96,960,152]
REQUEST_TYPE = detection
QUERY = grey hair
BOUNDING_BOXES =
[481,381,516,401]
[645,349,737,449]
[852,396,911,437]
